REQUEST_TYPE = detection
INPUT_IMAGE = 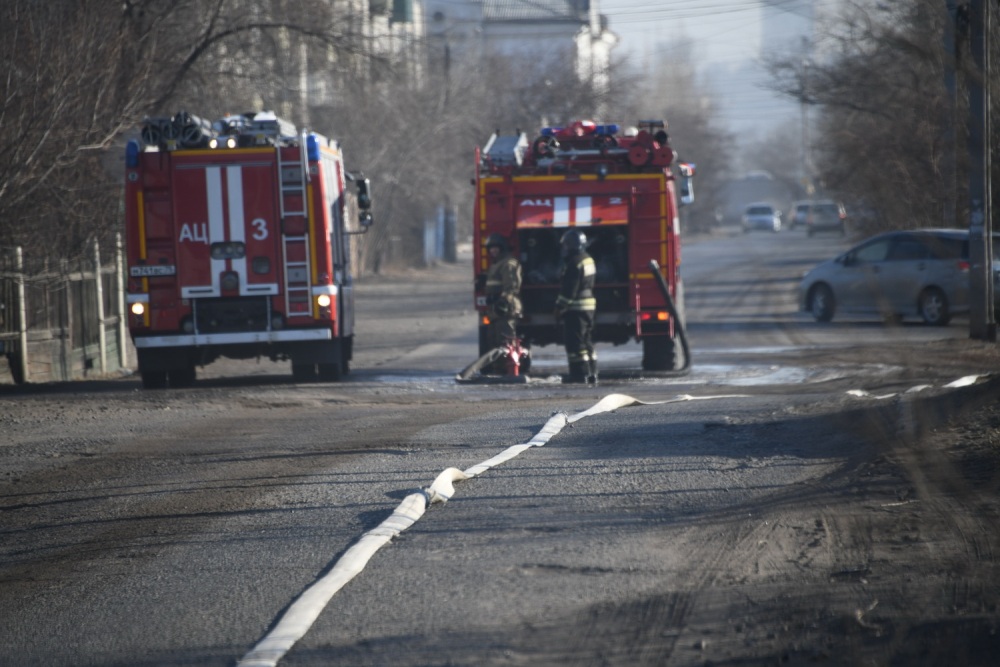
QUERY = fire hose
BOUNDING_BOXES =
[648,259,692,373]
[456,335,529,383]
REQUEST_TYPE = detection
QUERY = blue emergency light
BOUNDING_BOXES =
[125,140,141,168]
[306,134,321,162]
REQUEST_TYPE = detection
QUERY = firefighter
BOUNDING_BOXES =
[554,230,597,384]
[482,233,522,356]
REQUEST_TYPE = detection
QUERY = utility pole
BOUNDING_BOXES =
[958,0,995,341]
[800,49,814,197]
[943,1,959,229]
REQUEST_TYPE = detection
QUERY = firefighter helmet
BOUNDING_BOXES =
[485,233,509,251]
[560,230,587,255]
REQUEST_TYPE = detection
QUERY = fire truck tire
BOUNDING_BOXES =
[478,325,491,358]
[318,362,342,382]
[168,366,196,388]
[6,353,25,385]
[140,369,168,389]
[291,363,317,382]
[641,336,678,371]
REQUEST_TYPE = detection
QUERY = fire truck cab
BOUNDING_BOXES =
[473,120,694,372]
[124,111,373,388]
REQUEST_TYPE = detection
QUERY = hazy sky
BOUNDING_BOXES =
[598,0,827,145]
[599,0,767,67]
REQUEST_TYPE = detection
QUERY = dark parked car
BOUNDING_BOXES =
[804,200,847,236]
[800,229,981,325]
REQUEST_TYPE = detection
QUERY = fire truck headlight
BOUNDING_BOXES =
[316,294,332,308]
[226,136,237,149]
[130,302,145,316]
[209,138,219,149]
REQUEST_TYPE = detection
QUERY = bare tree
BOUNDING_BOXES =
[0,0,374,258]
[0,0,738,270]
[0,1,159,255]
[609,39,734,234]
[766,0,999,236]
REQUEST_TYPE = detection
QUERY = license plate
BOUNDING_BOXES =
[130,265,176,277]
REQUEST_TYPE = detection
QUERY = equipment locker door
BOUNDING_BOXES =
[172,160,280,299]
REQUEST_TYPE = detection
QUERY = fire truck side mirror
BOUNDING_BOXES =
[678,162,695,205]
[356,178,373,227]
[356,178,372,209]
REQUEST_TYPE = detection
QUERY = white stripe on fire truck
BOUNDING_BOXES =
[576,196,592,224]
[226,166,251,293]
[205,167,225,296]
[553,197,570,225]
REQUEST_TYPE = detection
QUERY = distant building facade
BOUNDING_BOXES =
[423,0,617,92]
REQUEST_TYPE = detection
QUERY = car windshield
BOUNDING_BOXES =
[812,204,839,215]
[747,206,772,215]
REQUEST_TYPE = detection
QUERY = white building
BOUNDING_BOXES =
[422,0,617,92]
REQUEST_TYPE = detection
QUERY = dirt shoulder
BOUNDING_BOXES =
[709,377,1000,666]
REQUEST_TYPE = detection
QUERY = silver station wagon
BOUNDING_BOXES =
[800,229,981,326]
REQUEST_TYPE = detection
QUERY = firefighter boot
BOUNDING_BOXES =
[563,361,588,384]
[586,359,598,385]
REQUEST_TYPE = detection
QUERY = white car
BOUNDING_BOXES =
[742,203,781,233]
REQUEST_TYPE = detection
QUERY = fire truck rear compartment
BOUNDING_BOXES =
[517,226,633,346]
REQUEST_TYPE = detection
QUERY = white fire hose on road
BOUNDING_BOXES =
[237,393,739,666]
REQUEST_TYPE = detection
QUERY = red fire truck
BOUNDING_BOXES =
[124,111,373,388]
[472,120,694,372]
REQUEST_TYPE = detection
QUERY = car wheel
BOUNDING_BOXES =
[919,287,951,326]
[809,284,835,322]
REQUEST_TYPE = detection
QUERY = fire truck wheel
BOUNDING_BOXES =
[168,366,196,388]
[291,363,316,382]
[140,369,168,389]
[6,353,25,385]
[478,325,491,358]
[318,362,342,382]
[641,336,678,372]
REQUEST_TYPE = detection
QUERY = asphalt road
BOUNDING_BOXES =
[2,227,999,667]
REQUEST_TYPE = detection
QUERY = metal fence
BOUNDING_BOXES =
[0,236,132,384]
